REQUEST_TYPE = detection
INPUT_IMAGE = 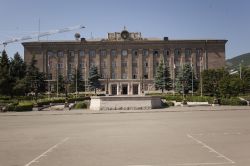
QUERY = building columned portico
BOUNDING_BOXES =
[22,29,227,95]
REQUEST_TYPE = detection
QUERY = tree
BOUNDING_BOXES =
[88,66,100,94]
[241,66,250,93]
[0,50,13,96]
[154,61,171,93]
[175,64,197,95]
[25,55,46,98]
[69,69,85,93]
[201,68,229,97]
[219,75,243,98]
[9,52,27,96]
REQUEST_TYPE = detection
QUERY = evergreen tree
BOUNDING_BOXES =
[9,52,27,96]
[25,55,46,97]
[154,61,171,93]
[88,66,100,94]
[175,64,197,95]
[0,50,13,96]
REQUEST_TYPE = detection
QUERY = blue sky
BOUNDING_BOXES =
[0,0,249,59]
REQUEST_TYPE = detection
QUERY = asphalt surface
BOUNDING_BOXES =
[0,107,250,166]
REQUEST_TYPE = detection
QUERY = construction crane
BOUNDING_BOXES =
[0,24,85,48]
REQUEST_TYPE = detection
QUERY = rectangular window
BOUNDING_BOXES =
[164,49,170,56]
[121,61,127,67]
[132,50,138,56]
[69,51,74,57]
[48,51,54,57]
[58,51,64,57]
[112,61,116,67]
[101,61,106,68]
[89,50,96,56]
[90,62,95,67]
[174,49,181,56]
[143,49,148,56]
[133,74,137,79]
[79,63,85,68]
[153,50,159,56]
[132,62,138,67]
[111,50,116,56]
[144,74,148,79]
[185,49,191,56]
[111,72,116,79]
[196,49,202,55]
[79,50,84,56]
[144,62,148,67]
[100,50,106,56]
[122,73,127,79]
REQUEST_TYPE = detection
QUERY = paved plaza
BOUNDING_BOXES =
[0,107,250,166]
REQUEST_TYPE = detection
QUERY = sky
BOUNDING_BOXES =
[0,0,250,59]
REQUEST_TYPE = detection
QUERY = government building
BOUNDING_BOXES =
[22,29,227,95]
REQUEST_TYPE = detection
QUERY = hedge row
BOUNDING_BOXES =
[73,102,88,109]
[36,97,90,107]
[4,102,33,112]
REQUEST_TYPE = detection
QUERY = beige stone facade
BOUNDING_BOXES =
[22,30,227,95]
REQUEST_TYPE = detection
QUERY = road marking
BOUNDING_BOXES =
[187,134,235,164]
[24,137,69,166]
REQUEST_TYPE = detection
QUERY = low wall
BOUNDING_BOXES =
[90,96,162,111]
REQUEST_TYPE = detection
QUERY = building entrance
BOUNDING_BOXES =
[121,84,128,95]
[111,84,117,95]
[133,84,139,95]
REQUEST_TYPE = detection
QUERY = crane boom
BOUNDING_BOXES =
[1,25,85,46]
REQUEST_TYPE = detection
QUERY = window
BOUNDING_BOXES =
[185,49,191,56]
[196,48,202,55]
[144,62,148,67]
[132,50,138,56]
[132,62,138,67]
[111,50,116,56]
[90,62,95,67]
[48,51,54,57]
[164,49,170,56]
[121,50,127,56]
[174,49,181,56]
[101,61,106,68]
[79,63,85,68]
[122,73,127,79]
[58,51,64,57]
[143,49,148,56]
[153,50,159,56]
[121,61,127,67]
[111,72,116,79]
[79,50,84,56]
[144,74,148,79]
[89,50,95,56]
[133,74,137,79]
[100,50,106,56]
[112,61,116,68]
[57,63,63,68]
[69,51,74,57]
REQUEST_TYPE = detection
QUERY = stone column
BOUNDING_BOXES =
[148,48,154,79]
[85,49,89,80]
[117,49,121,79]
[106,49,111,78]
[96,49,100,74]
[64,50,68,79]
[138,49,143,79]
[128,49,132,79]
[170,49,175,79]
[191,48,197,76]
[181,48,185,68]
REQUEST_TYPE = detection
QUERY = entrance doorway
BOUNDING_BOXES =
[133,84,139,95]
[122,84,128,95]
[111,84,117,95]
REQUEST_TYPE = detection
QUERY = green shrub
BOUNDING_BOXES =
[14,102,33,112]
[73,102,87,109]
[220,98,247,106]
[36,99,51,107]
[165,95,183,102]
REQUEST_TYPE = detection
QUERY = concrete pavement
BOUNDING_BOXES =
[0,107,250,166]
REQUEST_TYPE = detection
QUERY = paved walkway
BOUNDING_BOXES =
[0,105,249,116]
